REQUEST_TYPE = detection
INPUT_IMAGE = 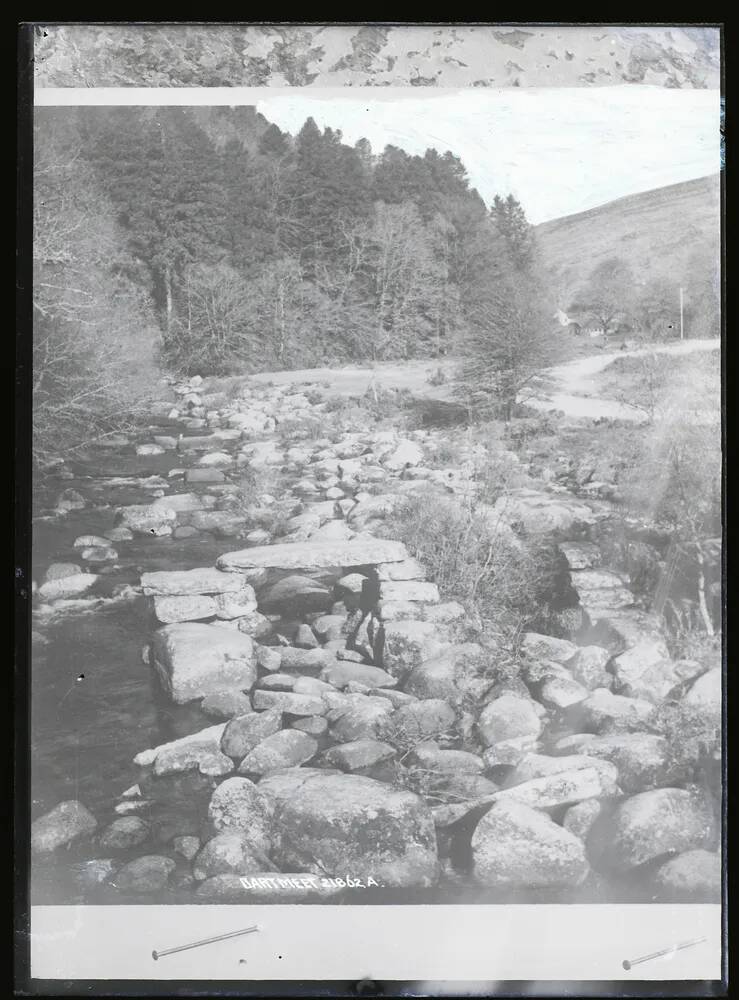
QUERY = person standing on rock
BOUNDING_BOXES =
[346,568,382,653]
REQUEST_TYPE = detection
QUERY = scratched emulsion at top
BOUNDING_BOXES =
[33,24,720,90]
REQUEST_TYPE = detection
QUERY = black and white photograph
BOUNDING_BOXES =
[20,21,724,989]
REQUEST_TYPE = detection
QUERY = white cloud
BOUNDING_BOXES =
[256,87,720,224]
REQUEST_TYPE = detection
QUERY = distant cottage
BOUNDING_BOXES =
[553,308,609,338]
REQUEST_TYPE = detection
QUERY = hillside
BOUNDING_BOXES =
[536,174,721,304]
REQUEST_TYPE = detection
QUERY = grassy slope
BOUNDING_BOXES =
[592,344,720,402]
[536,174,721,301]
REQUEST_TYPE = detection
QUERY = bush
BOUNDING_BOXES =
[375,712,456,757]
[322,395,351,414]
[434,443,461,468]
[276,414,326,445]
[229,466,291,536]
[473,449,532,504]
[385,491,552,635]
[426,366,447,387]
[360,383,415,423]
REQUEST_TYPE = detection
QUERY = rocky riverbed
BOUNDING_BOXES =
[30,373,722,905]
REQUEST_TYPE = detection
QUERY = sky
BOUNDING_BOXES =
[256,87,721,225]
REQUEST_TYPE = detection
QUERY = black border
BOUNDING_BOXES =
[15,18,34,1000]
[14,18,730,999]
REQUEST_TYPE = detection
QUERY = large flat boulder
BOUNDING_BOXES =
[685,669,721,721]
[552,733,676,794]
[566,646,612,690]
[151,589,257,624]
[134,723,227,776]
[379,580,440,603]
[612,638,671,692]
[377,558,427,581]
[31,800,97,854]
[217,538,409,572]
[192,832,264,881]
[606,788,715,871]
[492,488,596,537]
[328,694,395,742]
[322,739,396,773]
[116,504,177,536]
[521,632,578,663]
[221,709,283,760]
[404,644,483,701]
[589,609,666,655]
[478,694,542,748]
[113,855,176,892]
[151,623,256,704]
[38,574,99,601]
[654,849,721,898]
[260,575,333,613]
[570,569,634,618]
[320,661,397,690]
[273,772,439,888]
[379,620,447,679]
[577,688,655,731]
[491,764,620,810]
[208,776,275,854]
[141,567,247,596]
[471,800,589,888]
[150,492,214,511]
[237,729,318,777]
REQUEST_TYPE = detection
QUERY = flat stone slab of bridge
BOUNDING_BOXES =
[217,538,410,572]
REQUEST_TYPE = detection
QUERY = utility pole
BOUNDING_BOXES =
[679,285,684,340]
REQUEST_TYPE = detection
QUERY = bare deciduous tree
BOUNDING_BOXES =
[33,122,159,467]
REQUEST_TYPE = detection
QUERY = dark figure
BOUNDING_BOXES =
[346,568,382,650]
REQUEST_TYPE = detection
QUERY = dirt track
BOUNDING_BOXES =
[245,338,720,423]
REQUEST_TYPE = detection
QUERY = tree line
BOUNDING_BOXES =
[33,105,718,466]
[564,254,719,340]
[36,107,547,376]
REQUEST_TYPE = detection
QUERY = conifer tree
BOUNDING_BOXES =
[492,193,536,270]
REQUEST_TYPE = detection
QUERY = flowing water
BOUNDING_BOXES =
[29,406,720,906]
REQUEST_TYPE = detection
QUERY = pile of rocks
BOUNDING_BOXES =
[31,374,722,904]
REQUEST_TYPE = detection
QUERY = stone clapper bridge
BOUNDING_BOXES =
[31,371,721,901]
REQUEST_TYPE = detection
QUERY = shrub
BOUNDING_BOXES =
[229,466,291,536]
[426,366,447,387]
[385,491,552,635]
[322,395,352,414]
[391,763,469,806]
[276,414,325,445]
[429,438,462,467]
[375,712,456,757]
[361,383,414,423]
[473,449,532,504]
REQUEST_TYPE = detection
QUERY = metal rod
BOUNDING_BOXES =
[680,285,684,340]
[622,936,706,971]
[152,924,259,961]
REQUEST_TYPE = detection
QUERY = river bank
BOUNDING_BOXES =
[29,360,722,906]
